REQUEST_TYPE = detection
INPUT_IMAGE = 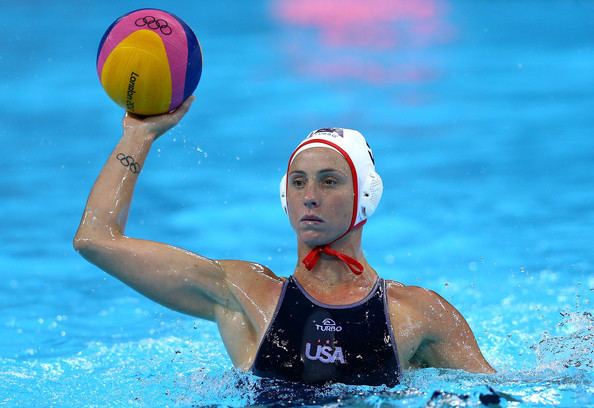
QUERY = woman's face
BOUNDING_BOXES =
[286,147,354,247]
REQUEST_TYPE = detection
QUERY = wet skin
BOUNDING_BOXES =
[74,97,495,375]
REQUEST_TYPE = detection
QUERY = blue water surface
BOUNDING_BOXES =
[1,0,593,406]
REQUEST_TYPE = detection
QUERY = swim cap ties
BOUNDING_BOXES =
[303,245,364,275]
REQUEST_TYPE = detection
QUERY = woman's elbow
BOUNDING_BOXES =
[73,222,123,254]
[72,234,126,274]
[73,234,92,254]
[72,233,104,261]
[72,232,118,259]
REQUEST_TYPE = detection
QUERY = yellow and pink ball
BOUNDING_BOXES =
[97,9,202,116]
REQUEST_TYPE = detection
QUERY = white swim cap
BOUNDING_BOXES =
[280,128,383,229]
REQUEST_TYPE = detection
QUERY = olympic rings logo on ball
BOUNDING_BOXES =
[134,15,172,35]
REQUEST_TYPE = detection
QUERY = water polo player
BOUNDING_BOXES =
[74,97,495,386]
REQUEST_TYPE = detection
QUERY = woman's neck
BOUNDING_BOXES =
[294,229,378,296]
[293,258,378,305]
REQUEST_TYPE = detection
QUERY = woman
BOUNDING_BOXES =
[74,96,494,387]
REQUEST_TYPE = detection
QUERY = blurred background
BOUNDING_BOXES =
[1,0,593,406]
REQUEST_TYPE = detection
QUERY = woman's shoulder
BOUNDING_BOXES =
[384,280,444,306]
[384,280,460,324]
[219,260,285,297]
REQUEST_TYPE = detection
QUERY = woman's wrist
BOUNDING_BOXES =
[113,126,156,178]
[122,125,157,145]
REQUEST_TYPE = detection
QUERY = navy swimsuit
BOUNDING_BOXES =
[251,276,401,386]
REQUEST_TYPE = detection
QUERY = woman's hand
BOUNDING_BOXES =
[122,95,195,141]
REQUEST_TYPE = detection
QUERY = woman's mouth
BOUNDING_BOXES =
[300,215,324,224]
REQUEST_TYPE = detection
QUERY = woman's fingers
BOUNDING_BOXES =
[166,96,195,125]
[122,95,196,138]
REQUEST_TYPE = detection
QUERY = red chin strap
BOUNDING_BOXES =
[303,245,364,275]
[301,221,366,275]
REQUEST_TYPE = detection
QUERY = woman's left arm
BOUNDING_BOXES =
[413,290,496,373]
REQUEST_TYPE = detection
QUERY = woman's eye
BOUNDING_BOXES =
[292,179,305,188]
[323,178,338,186]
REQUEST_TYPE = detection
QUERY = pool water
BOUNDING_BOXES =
[1,0,593,406]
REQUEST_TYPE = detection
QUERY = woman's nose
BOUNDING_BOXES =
[303,184,319,208]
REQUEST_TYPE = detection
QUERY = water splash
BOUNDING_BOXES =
[531,311,594,371]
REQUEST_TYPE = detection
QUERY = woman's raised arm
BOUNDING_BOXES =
[73,97,248,321]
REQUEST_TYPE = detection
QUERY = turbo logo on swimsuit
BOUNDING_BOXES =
[134,15,173,35]
[315,318,343,332]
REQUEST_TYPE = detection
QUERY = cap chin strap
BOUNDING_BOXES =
[301,220,366,275]
[303,246,364,275]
